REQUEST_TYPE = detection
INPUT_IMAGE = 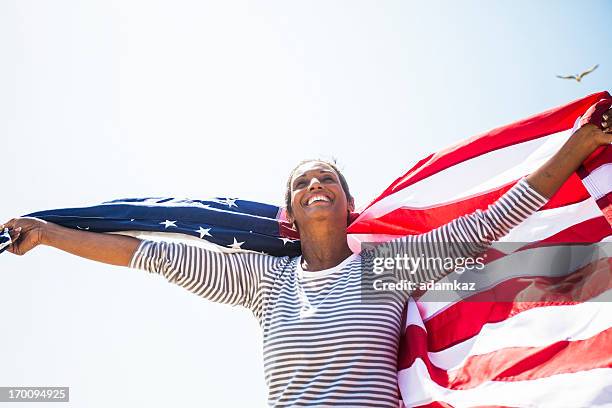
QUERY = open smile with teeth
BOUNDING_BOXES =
[306,194,332,206]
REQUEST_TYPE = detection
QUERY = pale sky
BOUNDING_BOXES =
[1,1,611,406]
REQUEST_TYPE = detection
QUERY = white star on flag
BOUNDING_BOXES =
[279,237,297,245]
[196,226,212,238]
[221,198,238,208]
[160,220,177,228]
[228,237,244,249]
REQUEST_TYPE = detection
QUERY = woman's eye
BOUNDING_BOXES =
[295,181,306,188]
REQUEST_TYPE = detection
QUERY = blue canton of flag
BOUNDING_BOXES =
[0,197,301,257]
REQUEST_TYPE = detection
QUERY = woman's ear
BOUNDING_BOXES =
[286,211,298,230]
[348,197,355,213]
[286,209,294,225]
[346,198,357,226]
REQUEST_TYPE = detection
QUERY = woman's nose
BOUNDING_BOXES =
[308,178,323,190]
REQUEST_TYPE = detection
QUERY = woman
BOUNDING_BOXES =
[3,108,611,407]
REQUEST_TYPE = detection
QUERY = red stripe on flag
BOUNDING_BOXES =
[349,183,513,235]
[539,173,590,210]
[417,405,512,408]
[415,257,612,353]
[349,174,590,235]
[415,402,455,408]
[520,216,610,247]
[401,326,612,390]
[582,144,612,174]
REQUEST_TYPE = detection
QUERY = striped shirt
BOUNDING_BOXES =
[129,178,548,407]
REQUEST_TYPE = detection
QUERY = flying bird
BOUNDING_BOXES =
[556,64,599,82]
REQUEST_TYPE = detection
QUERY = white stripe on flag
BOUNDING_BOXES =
[498,198,603,244]
[399,361,612,408]
[359,130,572,221]
[582,163,612,200]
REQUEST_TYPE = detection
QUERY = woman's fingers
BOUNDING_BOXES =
[2,224,20,254]
[580,99,612,132]
[5,227,25,255]
[0,219,16,231]
[1,220,28,255]
[1,218,46,256]
[1,220,21,242]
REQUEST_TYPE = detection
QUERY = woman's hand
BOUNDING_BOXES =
[1,217,48,256]
[601,108,612,134]
[577,99,612,148]
[2,218,141,267]
[581,98,612,127]
[577,122,612,151]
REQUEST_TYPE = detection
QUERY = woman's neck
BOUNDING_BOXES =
[298,221,353,272]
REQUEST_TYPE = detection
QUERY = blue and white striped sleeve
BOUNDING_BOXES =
[128,240,284,313]
[387,178,549,283]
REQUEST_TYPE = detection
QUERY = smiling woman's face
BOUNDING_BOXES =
[288,161,354,229]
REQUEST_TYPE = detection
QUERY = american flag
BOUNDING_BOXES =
[1,197,301,257]
[1,92,610,407]
[347,91,612,407]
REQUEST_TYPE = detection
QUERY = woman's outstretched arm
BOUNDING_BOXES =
[1,217,283,312]
[1,218,140,266]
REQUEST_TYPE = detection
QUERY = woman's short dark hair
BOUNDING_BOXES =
[285,159,353,215]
